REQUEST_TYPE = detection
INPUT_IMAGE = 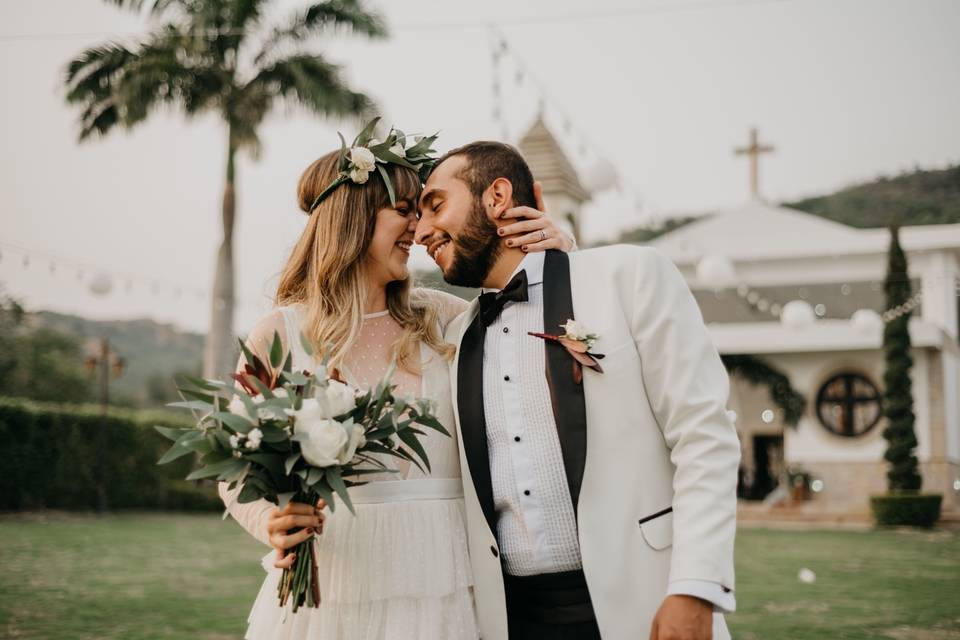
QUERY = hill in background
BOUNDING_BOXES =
[612,163,960,244]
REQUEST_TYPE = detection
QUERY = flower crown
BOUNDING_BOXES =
[309,117,439,211]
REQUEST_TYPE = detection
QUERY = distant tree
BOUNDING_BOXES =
[611,215,701,246]
[0,292,93,403]
[64,0,386,379]
[880,225,922,492]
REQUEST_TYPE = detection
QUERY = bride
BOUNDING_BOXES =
[218,124,573,640]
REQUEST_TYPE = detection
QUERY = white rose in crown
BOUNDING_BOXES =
[348,146,376,184]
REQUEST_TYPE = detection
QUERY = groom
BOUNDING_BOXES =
[414,142,740,640]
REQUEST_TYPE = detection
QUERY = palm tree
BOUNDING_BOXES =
[64,0,385,378]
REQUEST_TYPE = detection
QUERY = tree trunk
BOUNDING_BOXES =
[203,138,238,379]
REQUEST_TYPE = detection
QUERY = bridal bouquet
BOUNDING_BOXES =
[156,331,449,612]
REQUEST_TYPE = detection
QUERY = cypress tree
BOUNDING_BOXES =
[881,225,922,492]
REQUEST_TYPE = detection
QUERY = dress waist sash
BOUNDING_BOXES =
[347,478,463,504]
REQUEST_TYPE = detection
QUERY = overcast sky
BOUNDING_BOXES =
[1,0,958,334]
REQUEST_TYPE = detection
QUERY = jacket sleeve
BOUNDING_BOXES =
[629,246,740,593]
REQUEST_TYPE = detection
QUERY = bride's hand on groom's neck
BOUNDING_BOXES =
[496,181,577,253]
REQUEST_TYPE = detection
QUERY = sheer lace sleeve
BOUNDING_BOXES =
[217,309,288,548]
[414,287,470,332]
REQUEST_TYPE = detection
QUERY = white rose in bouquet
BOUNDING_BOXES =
[319,380,356,419]
[291,399,349,467]
[337,420,367,465]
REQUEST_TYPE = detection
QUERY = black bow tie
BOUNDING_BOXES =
[479,270,529,327]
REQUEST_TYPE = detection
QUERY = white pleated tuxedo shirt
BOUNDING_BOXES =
[481,251,735,610]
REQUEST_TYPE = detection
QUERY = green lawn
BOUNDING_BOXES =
[0,513,957,639]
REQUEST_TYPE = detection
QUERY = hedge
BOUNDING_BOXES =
[0,397,221,511]
[870,493,943,528]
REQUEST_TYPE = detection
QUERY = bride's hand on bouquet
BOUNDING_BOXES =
[497,180,578,253]
[268,498,326,569]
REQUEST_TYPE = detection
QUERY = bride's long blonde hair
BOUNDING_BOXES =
[275,150,454,375]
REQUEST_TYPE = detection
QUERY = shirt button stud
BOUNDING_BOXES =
[503,375,510,381]
[514,436,521,442]
[523,490,531,496]
[503,327,509,334]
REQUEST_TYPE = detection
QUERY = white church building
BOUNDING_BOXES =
[650,200,960,518]
[518,119,960,519]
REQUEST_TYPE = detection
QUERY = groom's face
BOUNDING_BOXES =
[415,156,501,288]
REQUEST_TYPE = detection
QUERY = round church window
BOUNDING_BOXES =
[815,371,882,437]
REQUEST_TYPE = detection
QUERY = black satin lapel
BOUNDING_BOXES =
[457,309,497,535]
[542,250,588,518]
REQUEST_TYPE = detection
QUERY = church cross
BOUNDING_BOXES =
[734,127,775,198]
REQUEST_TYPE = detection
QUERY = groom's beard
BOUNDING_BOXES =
[443,198,502,288]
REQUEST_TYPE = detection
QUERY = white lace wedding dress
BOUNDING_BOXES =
[218,290,476,640]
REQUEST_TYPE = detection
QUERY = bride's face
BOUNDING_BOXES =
[364,199,417,287]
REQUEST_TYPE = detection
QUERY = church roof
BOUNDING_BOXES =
[650,198,960,263]
[517,116,589,203]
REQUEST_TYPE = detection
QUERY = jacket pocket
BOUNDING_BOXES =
[638,506,673,550]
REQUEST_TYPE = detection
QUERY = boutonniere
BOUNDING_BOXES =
[529,319,605,384]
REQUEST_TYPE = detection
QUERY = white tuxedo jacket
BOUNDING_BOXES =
[445,245,740,639]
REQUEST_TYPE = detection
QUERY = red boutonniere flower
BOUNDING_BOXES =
[529,319,605,384]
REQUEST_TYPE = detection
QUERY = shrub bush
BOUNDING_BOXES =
[870,493,943,528]
[0,398,221,511]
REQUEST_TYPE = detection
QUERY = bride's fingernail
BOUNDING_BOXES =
[522,246,529,252]
[506,240,514,247]
[498,228,505,235]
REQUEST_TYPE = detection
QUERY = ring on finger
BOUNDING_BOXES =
[539,230,546,241]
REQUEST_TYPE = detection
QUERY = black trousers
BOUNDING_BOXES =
[503,569,602,640]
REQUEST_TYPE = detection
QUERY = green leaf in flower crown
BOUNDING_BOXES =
[352,116,381,148]
[282,350,293,373]
[375,148,418,170]
[269,330,284,369]
[405,132,438,157]
[375,163,396,206]
[166,399,213,412]
[324,466,355,515]
[337,132,349,170]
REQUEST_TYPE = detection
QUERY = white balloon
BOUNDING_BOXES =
[582,158,619,193]
[850,309,883,334]
[696,254,738,290]
[780,300,815,329]
[88,272,113,297]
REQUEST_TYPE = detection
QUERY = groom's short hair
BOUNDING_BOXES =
[437,141,536,208]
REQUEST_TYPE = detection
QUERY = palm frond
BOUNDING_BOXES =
[64,26,228,139]
[243,53,376,123]
[256,0,387,64]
